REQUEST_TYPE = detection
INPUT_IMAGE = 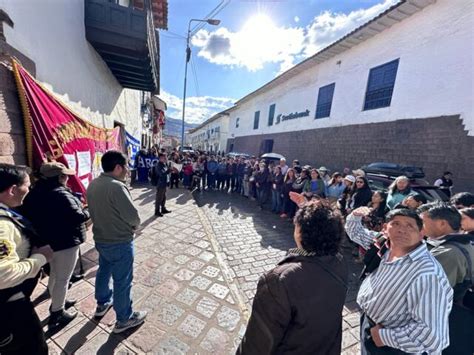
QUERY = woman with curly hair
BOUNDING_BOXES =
[238,201,348,355]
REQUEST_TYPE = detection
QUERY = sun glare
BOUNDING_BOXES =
[242,14,275,35]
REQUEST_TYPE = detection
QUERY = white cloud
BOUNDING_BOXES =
[160,90,235,124]
[191,0,398,74]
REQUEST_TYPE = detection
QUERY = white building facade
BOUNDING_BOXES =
[187,110,231,153]
[0,0,167,165]
[226,0,474,191]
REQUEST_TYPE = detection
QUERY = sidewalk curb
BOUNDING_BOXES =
[194,198,251,322]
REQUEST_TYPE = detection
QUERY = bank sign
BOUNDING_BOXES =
[275,109,310,124]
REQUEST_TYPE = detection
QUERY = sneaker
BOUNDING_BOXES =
[65,299,77,308]
[94,302,113,318]
[113,311,147,334]
[48,308,78,327]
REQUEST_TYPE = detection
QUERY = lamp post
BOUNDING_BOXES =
[181,18,220,150]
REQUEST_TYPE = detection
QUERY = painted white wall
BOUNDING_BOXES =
[228,0,474,138]
[187,115,230,152]
[0,0,143,140]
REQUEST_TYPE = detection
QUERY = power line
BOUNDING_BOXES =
[190,0,231,37]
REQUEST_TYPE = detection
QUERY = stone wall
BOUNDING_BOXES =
[0,41,35,165]
[227,115,474,192]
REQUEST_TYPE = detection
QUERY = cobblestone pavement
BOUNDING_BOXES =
[34,186,246,354]
[194,189,364,354]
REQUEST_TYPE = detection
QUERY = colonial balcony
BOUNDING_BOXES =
[84,0,166,93]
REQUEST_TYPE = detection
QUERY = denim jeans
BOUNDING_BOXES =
[257,188,268,207]
[95,241,134,323]
[271,190,282,212]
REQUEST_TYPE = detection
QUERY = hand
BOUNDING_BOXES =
[370,324,385,347]
[352,206,372,217]
[289,191,306,208]
[31,245,54,262]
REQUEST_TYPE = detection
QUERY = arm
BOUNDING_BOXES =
[345,213,378,250]
[112,184,141,230]
[237,271,291,354]
[55,191,90,225]
[378,274,453,353]
[0,220,47,289]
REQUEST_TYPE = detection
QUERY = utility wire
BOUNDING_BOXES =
[190,0,230,36]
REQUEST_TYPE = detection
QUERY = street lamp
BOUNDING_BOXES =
[181,18,220,150]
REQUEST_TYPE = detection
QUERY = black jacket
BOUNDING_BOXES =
[238,250,348,355]
[154,161,170,188]
[22,179,89,252]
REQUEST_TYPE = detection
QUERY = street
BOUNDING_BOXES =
[35,186,362,354]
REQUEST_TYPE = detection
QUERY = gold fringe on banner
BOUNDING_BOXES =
[12,59,34,167]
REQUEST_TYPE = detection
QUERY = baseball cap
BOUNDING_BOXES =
[40,162,76,178]
[344,175,356,183]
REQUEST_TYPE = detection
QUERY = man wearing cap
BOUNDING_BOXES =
[87,150,147,334]
[22,161,90,327]
[0,163,53,354]
[318,166,330,185]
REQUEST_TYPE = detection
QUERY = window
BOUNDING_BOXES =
[260,139,273,154]
[364,59,399,111]
[268,104,276,126]
[315,83,335,119]
[253,111,260,130]
[235,117,240,128]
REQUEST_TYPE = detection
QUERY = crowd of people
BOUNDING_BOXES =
[0,147,473,354]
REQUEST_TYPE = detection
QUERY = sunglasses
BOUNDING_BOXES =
[356,180,364,183]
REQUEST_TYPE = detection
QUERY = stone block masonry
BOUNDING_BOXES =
[0,41,35,165]
[228,115,474,192]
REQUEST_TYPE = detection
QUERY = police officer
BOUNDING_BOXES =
[0,163,53,354]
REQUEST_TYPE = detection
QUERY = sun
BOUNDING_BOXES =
[242,14,276,36]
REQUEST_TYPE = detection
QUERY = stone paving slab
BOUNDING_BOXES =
[194,189,363,354]
[35,186,245,354]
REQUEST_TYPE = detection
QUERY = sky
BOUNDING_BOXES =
[160,0,399,124]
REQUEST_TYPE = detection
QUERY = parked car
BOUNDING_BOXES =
[362,162,425,179]
[260,153,286,163]
[228,152,251,159]
[366,173,449,202]
[180,146,195,155]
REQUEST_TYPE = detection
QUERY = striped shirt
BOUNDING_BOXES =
[346,214,453,354]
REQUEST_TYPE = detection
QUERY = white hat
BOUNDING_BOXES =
[352,169,366,177]
[344,175,356,183]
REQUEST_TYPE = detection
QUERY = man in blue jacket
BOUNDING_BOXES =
[206,155,218,190]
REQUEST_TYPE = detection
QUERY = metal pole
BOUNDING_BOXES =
[181,21,193,151]
[181,19,219,151]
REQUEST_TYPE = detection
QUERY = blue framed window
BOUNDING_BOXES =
[364,59,399,111]
[315,83,335,119]
[268,104,276,126]
[253,111,260,130]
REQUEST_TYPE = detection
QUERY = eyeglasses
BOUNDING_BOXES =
[356,180,364,184]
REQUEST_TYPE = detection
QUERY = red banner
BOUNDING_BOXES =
[12,60,121,195]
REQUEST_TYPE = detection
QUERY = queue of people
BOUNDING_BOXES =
[0,148,473,354]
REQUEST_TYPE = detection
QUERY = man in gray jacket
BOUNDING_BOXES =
[87,150,146,334]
